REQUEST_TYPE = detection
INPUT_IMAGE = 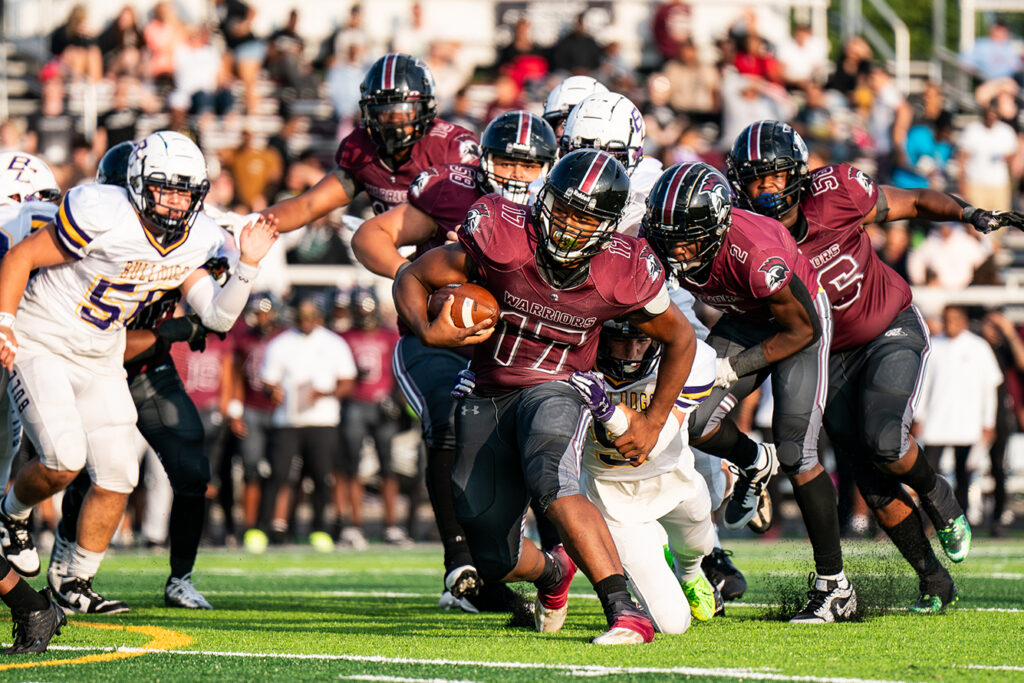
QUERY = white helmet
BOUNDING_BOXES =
[0,152,60,205]
[542,76,609,131]
[127,131,209,246]
[560,92,646,175]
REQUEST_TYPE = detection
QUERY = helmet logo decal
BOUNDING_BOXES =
[758,256,790,293]
[644,251,663,282]
[849,168,875,197]
[700,174,730,226]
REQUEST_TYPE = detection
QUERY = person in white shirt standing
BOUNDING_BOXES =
[958,99,1019,213]
[915,305,1003,524]
[261,298,356,544]
[0,131,278,614]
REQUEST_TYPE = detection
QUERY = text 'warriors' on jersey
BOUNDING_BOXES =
[457,194,668,392]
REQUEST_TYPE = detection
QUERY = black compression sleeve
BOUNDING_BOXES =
[788,275,822,344]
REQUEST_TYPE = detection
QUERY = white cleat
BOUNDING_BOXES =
[165,573,213,610]
[444,564,480,599]
[790,573,857,624]
[438,590,479,613]
[590,626,646,645]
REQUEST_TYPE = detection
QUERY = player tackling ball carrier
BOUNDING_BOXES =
[395,149,697,644]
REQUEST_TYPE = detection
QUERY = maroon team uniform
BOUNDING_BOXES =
[341,326,403,479]
[335,120,479,215]
[449,193,668,581]
[796,164,930,467]
[231,323,281,485]
[681,208,831,475]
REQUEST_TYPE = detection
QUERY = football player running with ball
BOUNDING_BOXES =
[643,161,854,624]
[395,150,698,644]
[725,120,1019,611]
[0,132,277,614]
[353,111,557,614]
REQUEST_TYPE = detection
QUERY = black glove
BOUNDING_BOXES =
[963,206,1024,234]
[156,315,212,352]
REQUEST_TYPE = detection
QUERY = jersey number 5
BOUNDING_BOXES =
[78,277,158,331]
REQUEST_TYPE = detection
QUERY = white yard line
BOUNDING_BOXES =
[343,676,478,683]
[964,664,1024,672]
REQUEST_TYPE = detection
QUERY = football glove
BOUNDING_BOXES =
[451,368,476,399]
[714,357,738,388]
[963,206,1024,234]
[567,371,615,422]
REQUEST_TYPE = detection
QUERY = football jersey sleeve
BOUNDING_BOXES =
[631,240,669,314]
[825,164,879,223]
[747,246,796,299]
[53,185,118,259]
[445,126,481,166]
[408,165,478,229]
[1,200,57,258]
[456,195,506,275]
[676,339,716,410]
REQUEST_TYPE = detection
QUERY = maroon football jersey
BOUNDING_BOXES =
[798,164,911,351]
[342,326,401,403]
[335,119,479,215]
[171,333,236,412]
[231,324,280,411]
[681,208,820,324]
[408,163,482,259]
[457,194,667,392]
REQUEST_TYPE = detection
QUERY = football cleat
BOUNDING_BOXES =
[438,590,479,613]
[701,547,747,601]
[724,443,778,530]
[338,526,369,551]
[681,573,717,622]
[47,527,73,589]
[444,564,480,599]
[0,501,40,577]
[591,602,654,645]
[936,514,971,563]
[383,525,414,547]
[534,545,576,633]
[910,575,958,614]
[53,576,130,615]
[4,588,66,654]
[747,485,774,534]
[165,573,213,610]
[712,582,725,617]
[790,572,857,624]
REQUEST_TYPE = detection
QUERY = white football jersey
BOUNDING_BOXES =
[620,155,663,236]
[17,184,224,359]
[0,200,56,258]
[582,338,716,481]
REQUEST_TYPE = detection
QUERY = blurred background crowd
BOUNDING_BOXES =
[1,0,1022,550]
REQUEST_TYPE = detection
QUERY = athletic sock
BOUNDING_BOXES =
[593,574,634,624]
[425,447,474,571]
[1,578,49,612]
[791,470,844,576]
[169,495,205,580]
[896,448,961,528]
[68,544,104,581]
[533,550,561,593]
[698,420,759,469]
[881,512,943,581]
[2,491,32,521]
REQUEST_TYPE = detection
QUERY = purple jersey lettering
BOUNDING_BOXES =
[798,164,911,351]
[335,119,479,215]
[457,194,666,391]
[682,208,819,323]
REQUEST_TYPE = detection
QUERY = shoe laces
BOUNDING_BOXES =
[6,517,32,549]
[168,574,206,602]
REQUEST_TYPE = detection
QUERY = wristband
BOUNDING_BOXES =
[0,312,15,330]
[604,406,630,439]
[235,260,259,284]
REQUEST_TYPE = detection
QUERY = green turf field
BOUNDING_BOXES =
[2,536,1022,682]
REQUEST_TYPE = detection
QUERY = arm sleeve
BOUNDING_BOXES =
[184,261,260,332]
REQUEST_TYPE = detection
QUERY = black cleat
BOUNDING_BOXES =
[701,547,747,601]
[4,588,66,654]
[53,576,130,614]
[0,500,40,577]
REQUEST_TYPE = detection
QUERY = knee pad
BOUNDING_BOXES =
[166,445,212,496]
[867,419,907,464]
[776,441,807,476]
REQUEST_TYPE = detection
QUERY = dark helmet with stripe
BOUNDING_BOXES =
[533,149,629,269]
[596,319,662,384]
[479,111,558,204]
[726,120,809,219]
[96,141,134,188]
[642,162,732,279]
[359,53,437,158]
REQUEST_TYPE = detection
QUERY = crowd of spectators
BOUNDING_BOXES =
[2,0,1022,546]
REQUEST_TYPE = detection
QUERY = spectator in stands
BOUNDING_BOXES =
[777,23,828,91]
[891,82,955,191]
[226,129,283,211]
[326,41,369,125]
[482,74,526,124]
[25,75,80,166]
[330,3,370,69]
[96,5,145,78]
[664,122,713,166]
[426,41,474,115]
[95,76,144,153]
[718,67,795,150]
[550,12,605,74]
[49,3,102,82]
[442,87,482,136]
[261,299,356,545]
[651,0,692,64]
[338,288,406,547]
[959,98,1019,212]
[495,16,548,87]
[979,310,1024,537]
[268,114,308,168]
[144,1,187,86]
[0,120,24,152]
[825,35,872,98]
[391,1,430,58]
[865,62,912,182]
[170,25,234,123]
[598,41,637,93]
[907,223,993,288]
[662,39,720,125]
[641,73,683,158]
[266,9,314,97]
[916,305,1002,521]
[215,0,264,114]
[877,222,911,283]
[734,33,781,85]
[961,19,1023,84]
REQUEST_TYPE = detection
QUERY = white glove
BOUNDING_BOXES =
[714,357,738,388]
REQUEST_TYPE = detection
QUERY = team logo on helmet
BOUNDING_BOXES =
[701,175,730,227]
[758,256,790,293]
